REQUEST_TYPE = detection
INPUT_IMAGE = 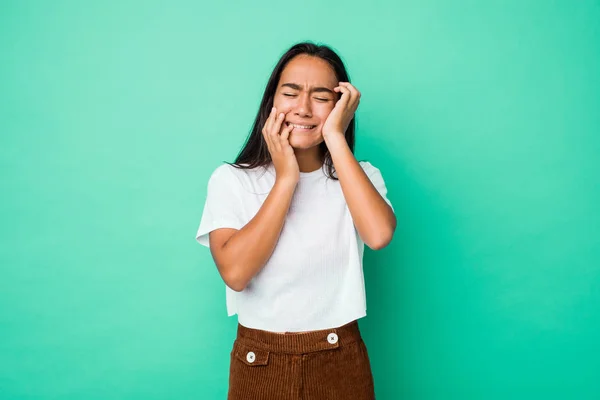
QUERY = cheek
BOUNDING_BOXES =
[316,105,335,122]
[272,98,293,113]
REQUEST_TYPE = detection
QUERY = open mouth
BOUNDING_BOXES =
[286,122,317,130]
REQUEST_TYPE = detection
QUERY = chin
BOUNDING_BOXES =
[289,134,323,149]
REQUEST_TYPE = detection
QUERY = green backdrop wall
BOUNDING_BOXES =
[1,1,599,399]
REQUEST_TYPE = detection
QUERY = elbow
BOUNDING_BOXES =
[221,268,248,292]
[364,210,397,250]
[227,282,246,292]
[366,229,395,251]
[368,239,390,251]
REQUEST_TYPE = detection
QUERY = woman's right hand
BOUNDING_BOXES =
[262,107,299,185]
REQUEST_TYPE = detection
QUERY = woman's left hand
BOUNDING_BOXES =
[322,82,361,138]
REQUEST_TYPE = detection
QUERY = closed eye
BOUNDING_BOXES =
[283,93,330,102]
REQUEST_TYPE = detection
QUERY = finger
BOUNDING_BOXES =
[338,82,358,101]
[264,106,276,134]
[339,85,358,112]
[271,112,286,137]
[339,82,360,105]
[263,108,277,149]
[334,85,352,108]
[280,122,294,145]
[343,83,361,111]
[271,113,287,152]
[263,121,274,151]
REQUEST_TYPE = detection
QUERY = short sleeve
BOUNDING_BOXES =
[359,161,395,213]
[195,164,246,247]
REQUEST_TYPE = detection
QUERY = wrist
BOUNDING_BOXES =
[323,131,347,149]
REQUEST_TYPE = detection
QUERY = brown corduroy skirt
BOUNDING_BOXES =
[227,319,375,400]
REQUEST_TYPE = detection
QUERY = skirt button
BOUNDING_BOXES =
[327,333,338,344]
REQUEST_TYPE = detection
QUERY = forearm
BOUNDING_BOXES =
[222,179,297,290]
[325,134,396,249]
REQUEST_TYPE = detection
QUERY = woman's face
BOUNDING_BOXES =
[272,54,339,150]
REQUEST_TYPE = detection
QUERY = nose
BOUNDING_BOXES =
[293,93,312,118]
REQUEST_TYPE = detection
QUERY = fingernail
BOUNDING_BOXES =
[279,113,284,118]
[272,107,276,112]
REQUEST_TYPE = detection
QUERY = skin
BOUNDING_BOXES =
[209,54,395,334]
[257,55,389,334]
[264,54,360,179]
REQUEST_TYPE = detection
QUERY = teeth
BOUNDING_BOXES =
[290,124,315,129]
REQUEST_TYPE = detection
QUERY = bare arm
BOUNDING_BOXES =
[207,108,298,291]
[208,178,296,291]
[326,134,396,250]
[323,82,396,250]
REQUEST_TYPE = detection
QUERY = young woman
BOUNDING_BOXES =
[196,41,396,400]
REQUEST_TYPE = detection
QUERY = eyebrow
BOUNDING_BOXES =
[280,83,334,95]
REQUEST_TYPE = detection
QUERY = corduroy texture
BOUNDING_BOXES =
[227,320,375,399]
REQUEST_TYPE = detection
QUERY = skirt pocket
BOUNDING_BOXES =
[228,340,273,399]
[233,340,270,366]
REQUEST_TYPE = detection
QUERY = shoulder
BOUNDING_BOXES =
[206,163,251,190]
[358,160,379,175]
[208,162,272,189]
[208,163,235,181]
[358,160,374,169]
[209,162,255,179]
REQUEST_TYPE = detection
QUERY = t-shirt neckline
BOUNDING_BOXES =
[299,165,324,179]
[263,162,325,179]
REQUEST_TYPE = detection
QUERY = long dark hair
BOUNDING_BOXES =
[225,41,355,181]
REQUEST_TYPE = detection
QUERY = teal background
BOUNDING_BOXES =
[1,1,599,399]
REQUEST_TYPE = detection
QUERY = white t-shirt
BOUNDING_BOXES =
[195,161,394,332]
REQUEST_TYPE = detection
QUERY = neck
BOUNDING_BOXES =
[294,147,324,173]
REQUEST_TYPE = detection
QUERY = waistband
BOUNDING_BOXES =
[235,320,363,355]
